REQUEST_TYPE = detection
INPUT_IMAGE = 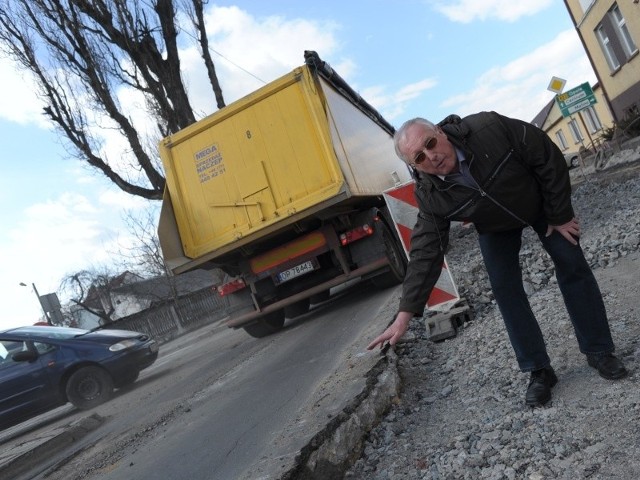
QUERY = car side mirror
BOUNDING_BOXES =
[12,350,38,362]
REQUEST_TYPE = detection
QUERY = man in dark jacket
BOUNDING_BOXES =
[368,111,627,406]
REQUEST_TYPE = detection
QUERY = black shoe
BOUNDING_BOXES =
[525,367,558,407]
[587,353,628,380]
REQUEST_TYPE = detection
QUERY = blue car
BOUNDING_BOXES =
[0,325,158,430]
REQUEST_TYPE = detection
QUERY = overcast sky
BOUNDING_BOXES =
[0,0,596,330]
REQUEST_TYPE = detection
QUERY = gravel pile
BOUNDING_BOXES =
[346,163,640,480]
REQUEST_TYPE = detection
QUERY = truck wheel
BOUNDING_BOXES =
[285,298,311,318]
[243,310,286,338]
[371,222,407,289]
[65,366,114,409]
[310,290,331,304]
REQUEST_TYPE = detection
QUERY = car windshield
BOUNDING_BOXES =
[11,326,88,339]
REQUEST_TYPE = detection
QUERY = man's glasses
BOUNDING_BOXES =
[413,136,438,165]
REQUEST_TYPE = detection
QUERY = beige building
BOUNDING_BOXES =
[564,0,640,121]
[534,1,639,155]
[532,83,614,157]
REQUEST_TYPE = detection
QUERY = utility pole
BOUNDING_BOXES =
[19,282,52,324]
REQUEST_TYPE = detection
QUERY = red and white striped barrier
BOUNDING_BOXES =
[383,180,460,312]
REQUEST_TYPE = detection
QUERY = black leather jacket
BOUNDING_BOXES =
[398,111,573,314]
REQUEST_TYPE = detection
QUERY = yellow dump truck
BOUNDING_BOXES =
[158,51,411,338]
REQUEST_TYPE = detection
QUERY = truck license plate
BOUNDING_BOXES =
[277,260,316,284]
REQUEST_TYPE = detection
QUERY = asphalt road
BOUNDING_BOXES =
[4,278,396,480]
[4,144,637,480]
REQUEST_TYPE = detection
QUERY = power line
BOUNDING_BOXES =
[208,47,267,85]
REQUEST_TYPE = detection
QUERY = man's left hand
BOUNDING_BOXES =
[546,217,580,245]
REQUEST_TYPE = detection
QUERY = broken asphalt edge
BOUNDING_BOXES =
[281,348,401,480]
[0,413,106,479]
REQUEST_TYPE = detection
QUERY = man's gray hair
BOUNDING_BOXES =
[394,117,436,163]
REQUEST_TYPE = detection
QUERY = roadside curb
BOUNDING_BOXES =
[0,413,106,479]
[282,348,401,479]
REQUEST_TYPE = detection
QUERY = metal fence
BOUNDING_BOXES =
[102,287,230,344]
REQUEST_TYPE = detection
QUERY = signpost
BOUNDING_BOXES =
[555,82,597,118]
[547,76,566,94]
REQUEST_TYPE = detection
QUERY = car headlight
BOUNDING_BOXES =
[109,339,139,352]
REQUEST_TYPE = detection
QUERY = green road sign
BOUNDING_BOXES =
[556,82,597,118]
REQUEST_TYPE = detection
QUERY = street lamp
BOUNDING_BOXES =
[19,282,51,324]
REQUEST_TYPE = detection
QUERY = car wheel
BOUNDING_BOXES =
[65,366,114,409]
[570,156,579,168]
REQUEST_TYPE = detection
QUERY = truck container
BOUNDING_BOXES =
[158,51,411,337]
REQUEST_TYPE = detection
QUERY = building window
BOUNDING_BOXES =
[556,130,569,150]
[596,25,621,71]
[568,119,584,144]
[610,4,637,58]
[623,103,639,120]
[578,0,595,15]
[582,106,602,134]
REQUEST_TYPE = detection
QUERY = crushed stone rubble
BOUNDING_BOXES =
[346,168,640,480]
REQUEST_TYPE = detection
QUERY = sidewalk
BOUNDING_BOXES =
[0,414,106,479]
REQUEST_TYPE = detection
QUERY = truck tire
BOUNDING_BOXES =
[371,221,407,289]
[310,290,331,304]
[285,298,311,318]
[243,310,286,338]
[65,366,114,409]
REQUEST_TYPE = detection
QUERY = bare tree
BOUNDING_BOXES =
[114,207,166,277]
[0,0,226,200]
[59,267,128,325]
[113,207,189,314]
[112,206,224,302]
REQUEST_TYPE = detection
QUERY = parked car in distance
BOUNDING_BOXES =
[0,325,158,431]
[564,152,580,168]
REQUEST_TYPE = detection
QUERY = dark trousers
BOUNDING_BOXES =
[478,219,615,372]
